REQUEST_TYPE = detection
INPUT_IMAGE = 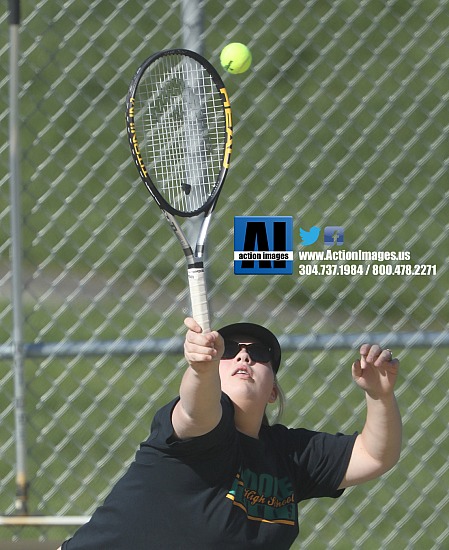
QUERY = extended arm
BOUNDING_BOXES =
[339,345,402,488]
[171,317,224,439]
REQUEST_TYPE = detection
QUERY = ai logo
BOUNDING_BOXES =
[234,216,293,275]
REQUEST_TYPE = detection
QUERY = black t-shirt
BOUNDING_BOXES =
[62,393,357,549]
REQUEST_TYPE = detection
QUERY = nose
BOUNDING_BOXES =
[236,347,251,363]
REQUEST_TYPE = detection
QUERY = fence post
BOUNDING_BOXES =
[181,0,203,54]
[8,0,28,516]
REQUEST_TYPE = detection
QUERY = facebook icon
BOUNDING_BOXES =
[324,226,344,246]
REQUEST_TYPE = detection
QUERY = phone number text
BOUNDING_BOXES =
[298,264,437,276]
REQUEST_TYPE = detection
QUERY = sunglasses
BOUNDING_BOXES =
[222,340,273,364]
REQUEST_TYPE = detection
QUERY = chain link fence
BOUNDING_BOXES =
[1,0,448,548]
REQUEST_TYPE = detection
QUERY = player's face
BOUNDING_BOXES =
[218,338,277,405]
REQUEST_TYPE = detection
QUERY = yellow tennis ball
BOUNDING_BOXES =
[220,43,252,74]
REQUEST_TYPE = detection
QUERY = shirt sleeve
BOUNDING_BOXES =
[137,392,237,461]
[287,427,358,501]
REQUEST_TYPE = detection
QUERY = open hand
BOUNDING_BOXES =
[352,344,399,399]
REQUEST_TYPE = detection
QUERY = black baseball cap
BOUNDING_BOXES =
[217,323,281,373]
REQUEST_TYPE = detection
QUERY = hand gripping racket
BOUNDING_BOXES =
[126,49,232,332]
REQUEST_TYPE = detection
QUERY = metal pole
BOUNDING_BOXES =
[181,0,203,54]
[8,0,28,515]
[180,0,211,320]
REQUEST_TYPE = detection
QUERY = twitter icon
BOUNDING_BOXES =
[299,226,320,246]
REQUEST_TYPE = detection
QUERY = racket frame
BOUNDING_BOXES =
[125,49,232,331]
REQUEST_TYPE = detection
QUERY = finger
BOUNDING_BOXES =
[374,348,394,366]
[365,344,382,363]
[186,354,215,364]
[185,334,217,353]
[186,350,217,362]
[187,330,218,349]
[186,329,220,349]
[184,317,202,333]
[359,343,382,362]
[382,357,400,374]
[184,340,218,361]
[359,343,371,356]
[211,331,225,356]
[352,359,362,377]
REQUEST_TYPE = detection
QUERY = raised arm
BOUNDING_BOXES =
[171,317,224,439]
[339,344,402,488]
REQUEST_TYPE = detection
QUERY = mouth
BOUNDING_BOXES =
[232,367,253,378]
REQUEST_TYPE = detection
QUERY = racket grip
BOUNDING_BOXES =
[188,266,210,333]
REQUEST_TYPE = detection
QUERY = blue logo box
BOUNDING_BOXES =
[234,216,293,275]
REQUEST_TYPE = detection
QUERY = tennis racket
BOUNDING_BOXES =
[126,49,232,332]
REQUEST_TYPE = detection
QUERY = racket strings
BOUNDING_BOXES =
[134,54,226,214]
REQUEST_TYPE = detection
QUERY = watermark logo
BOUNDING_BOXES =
[324,226,344,246]
[234,216,293,275]
[299,226,320,246]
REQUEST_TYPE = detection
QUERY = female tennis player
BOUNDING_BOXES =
[58,317,401,549]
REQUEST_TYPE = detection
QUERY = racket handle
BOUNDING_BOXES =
[188,266,210,333]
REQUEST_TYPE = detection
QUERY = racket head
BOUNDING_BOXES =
[126,49,232,217]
